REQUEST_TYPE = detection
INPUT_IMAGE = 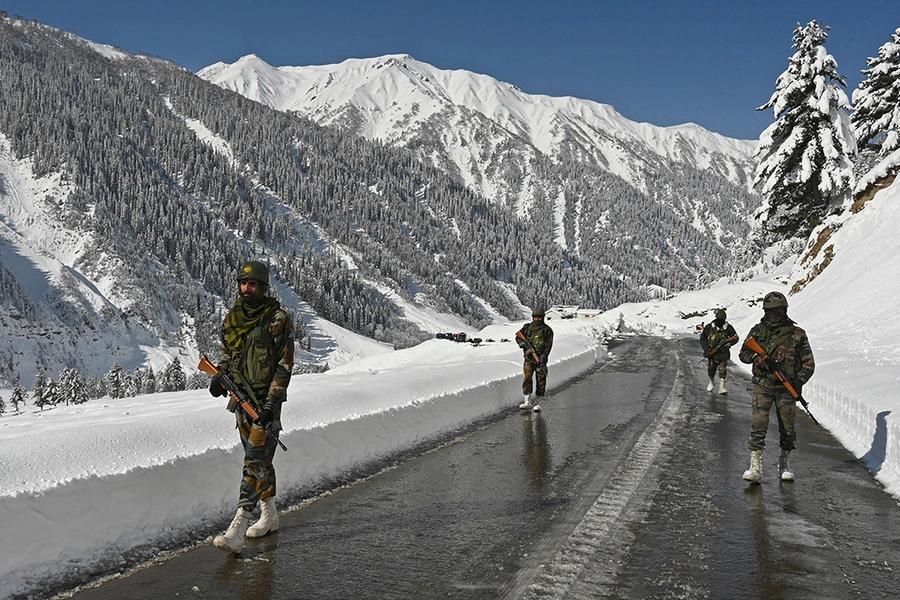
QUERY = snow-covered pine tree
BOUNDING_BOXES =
[852,27,900,155]
[71,372,89,405]
[31,372,45,408]
[86,376,106,400]
[106,363,124,399]
[0,393,5,416]
[58,367,89,405]
[162,359,187,392]
[9,385,25,413]
[143,368,157,395]
[754,20,856,240]
[186,372,208,391]
[57,367,74,406]
[43,379,59,407]
[122,370,139,398]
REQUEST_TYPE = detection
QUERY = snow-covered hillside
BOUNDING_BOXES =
[199,54,757,202]
[3,170,899,598]
[0,134,165,381]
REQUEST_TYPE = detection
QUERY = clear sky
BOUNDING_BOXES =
[2,0,897,140]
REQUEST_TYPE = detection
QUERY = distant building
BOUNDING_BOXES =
[545,306,580,321]
[576,309,602,319]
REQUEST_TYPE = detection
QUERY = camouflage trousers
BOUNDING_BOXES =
[748,379,796,452]
[237,419,278,511]
[706,359,727,379]
[523,360,548,397]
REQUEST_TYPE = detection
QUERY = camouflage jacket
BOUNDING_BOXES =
[738,319,815,387]
[518,321,554,361]
[219,303,294,417]
[700,321,738,362]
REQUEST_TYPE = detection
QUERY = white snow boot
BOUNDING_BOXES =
[742,450,763,483]
[707,378,715,392]
[718,378,727,395]
[778,449,795,481]
[519,394,534,410]
[214,508,252,553]
[247,497,280,538]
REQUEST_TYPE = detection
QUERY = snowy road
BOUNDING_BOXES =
[58,337,899,599]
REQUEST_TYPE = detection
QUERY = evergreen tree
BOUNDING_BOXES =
[10,385,25,413]
[0,393,5,416]
[86,376,106,400]
[852,27,900,154]
[106,363,124,399]
[122,370,138,397]
[59,367,89,405]
[143,368,157,395]
[44,379,59,407]
[186,372,208,391]
[754,20,855,240]
[162,359,187,392]
[31,372,45,408]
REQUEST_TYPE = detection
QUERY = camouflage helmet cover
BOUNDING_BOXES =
[762,291,788,309]
[532,307,546,318]
[236,260,270,285]
[715,309,726,320]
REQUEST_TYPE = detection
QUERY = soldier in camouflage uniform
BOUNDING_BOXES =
[738,291,815,483]
[517,307,554,411]
[209,260,294,553]
[700,308,738,395]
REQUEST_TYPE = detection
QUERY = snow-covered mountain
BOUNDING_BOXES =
[0,17,761,390]
[199,53,757,206]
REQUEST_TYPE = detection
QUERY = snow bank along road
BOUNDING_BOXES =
[0,330,602,599]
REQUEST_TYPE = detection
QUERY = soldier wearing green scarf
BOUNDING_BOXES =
[209,260,294,553]
[738,291,815,483]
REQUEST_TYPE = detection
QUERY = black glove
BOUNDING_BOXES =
[753,356,770,374]
[209,376,227,398]
[539,353,548,369]
[258,401,276,427]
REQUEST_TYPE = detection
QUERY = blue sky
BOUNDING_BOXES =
[3,1,897,139]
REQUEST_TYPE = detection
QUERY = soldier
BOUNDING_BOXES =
[738,291,815,483]
[700,308,739,395]
[209,260,294,553]
[517,307,554,411]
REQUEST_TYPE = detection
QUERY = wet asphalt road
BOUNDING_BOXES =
[56,336,900,600]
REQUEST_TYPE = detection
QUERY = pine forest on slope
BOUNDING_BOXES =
[0,17,760,386]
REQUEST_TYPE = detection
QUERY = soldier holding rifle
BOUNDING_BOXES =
[738,291,815,483]
[207,260,294,553]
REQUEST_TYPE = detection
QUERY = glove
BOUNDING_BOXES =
[258,401,276,427]
[753,356,769,374]
[209,376,227,398]
[539,353,548,369]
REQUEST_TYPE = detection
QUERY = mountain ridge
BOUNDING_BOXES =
[0,16,761,388]
[199,53,757,196]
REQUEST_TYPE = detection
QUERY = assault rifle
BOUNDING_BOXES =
[743,337,820,426]
[515,331,544,366]
[701,334,739,362]
[198,356,288,452]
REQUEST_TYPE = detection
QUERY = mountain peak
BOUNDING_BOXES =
[199,53,755,173]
